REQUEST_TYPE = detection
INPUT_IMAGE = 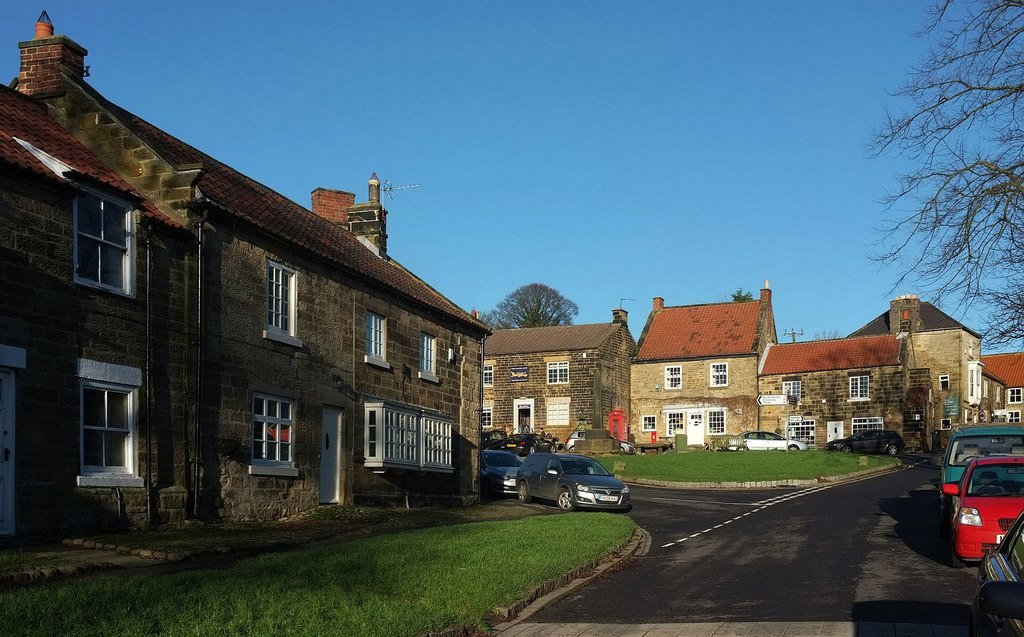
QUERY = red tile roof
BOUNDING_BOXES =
[486,323,622,356]
[87,90,483,331]
[635,301,762,361]
[761,335,903,375]
[0,85,176,227]
[983,353,1024,388]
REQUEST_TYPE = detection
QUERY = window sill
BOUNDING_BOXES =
[248,464,300,478]
[417,370,440,384]
[364,355,391,370]
[263,329,303,348]
[848,398,870,402]
[77,475,145,488]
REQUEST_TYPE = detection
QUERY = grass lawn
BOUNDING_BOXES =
[598,449,899,483]
[0,513,635,637]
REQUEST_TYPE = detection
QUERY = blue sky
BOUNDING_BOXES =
[7,2,996,347]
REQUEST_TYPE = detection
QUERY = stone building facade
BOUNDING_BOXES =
[631,285,776,447]
[0,17,486,536]
[482,312,635,442]
[758,335,910,448]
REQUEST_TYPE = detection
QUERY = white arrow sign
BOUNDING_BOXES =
[757,395,788,406]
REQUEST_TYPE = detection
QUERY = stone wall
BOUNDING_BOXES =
[0,171,190,536]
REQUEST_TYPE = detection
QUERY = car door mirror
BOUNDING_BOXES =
[546,468,559,475]
[979,581,1024,619]
[941,483,960,496]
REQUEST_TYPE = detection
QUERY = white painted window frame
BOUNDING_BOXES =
[710,362,728,387]
[264,260,301,347]
[1010,387,1022,404]
[851,416,883,433]
[76,359,143,487]
[482,364,494,387]
[707,409,726,435]
[364,311,390,369]
[250,393,299,477]
[418,333,438,382]
[849,375,870,401]
[664,366,682,390]
[73,187,135,297]
[782,380,802,403]
[546,397,570,427]
[547,361,569,385]
[641,415,657,432]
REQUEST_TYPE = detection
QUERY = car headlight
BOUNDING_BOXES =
[621,484,630,494]
[958,506,983,527]
[575,483,592,492]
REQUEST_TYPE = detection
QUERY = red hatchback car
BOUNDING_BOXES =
[943,456,1024,568]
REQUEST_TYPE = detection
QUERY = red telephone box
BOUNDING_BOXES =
[607,409,627,441]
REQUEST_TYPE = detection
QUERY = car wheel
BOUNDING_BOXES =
[556,488,575,511]
[517,481,532,504]
[948,541,965,569]
[885,444,899,456]
[840,444,852,453]
[788,444,800,451]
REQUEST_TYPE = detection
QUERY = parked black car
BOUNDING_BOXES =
[480,450,522,496]
[489,433,541,456]
[481,429,508,446]
[825,430,904,455]
[516,452,630,512]
[973,510,1024,636]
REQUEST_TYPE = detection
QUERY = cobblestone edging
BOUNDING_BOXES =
[60,537,234,562]
[420,528,645,637]
[0,560,120,589]
[619,459,905,490]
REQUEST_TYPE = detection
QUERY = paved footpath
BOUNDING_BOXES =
[494,622,967,636]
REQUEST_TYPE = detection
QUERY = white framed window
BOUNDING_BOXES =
[939,374,950,390]
[641,415,657,432]
[1009,411,1022,423]
[707,409,726,435]
[265,261,300,345]
[251,394,298,476]
[783,380,802,403]
[364,399,452,472]
[788,420,816,446]
[849,375,869,401]
[483,365,494,387]
[1010,388,1022,404]
[364,311,389,368]
[851,416,883,433]
[74,189,134,296]
[667,412,685,436]
[547,361,569,385]
[77,359,143,487]
[481,404,493,430]
[710,363,728,387]
[546,398,570,427]
[941,418,952,429]
[418,333,438,382]
[665,366,682,390]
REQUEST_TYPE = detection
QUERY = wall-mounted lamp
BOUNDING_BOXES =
[332,373,344,389]
[654,383,661,392]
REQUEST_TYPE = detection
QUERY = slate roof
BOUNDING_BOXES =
[849,301,981,338]
[0,85,176,227]
[761,335,903,376]
[485,323,621,356]
[634,301,762,362]
[72,80,484,332]
[982,352,1024,388]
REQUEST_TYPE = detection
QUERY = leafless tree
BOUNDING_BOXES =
[482,283,579,329]
[874,0,1024,347]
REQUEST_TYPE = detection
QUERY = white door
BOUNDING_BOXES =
[319,407,343,504]
[827,420,844,443]
[513,399,534,433]
[688,412,705,447]
[0,370,14,535]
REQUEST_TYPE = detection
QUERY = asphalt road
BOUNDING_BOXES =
[526,455,978,626]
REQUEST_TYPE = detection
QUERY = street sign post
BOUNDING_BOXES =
[757,395,788,406]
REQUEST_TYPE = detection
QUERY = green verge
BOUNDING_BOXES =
[599,449,899,482]
[0,513,634,637]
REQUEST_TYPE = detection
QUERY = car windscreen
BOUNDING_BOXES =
[967,465,1024,496]
[561,458,611,476]
[949,436,1024,466]
[485,453,521,468]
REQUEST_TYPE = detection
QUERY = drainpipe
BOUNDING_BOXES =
[143,218,154,526]
[192,209,209,520]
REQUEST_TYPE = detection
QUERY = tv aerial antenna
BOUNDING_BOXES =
[381,179,420,199]
[782,328,804,343]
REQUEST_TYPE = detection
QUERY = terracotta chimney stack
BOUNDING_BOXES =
[653,297,664,311]
[18,12,88,97]
[760,279,771,304]
[311,188,355,225]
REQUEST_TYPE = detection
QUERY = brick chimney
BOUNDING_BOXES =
[17,12,89,98]
[760,279,772,304]
[311,188,356,224]
[653,297,664,311]
[612,308,628,325]
[889,294,921,334]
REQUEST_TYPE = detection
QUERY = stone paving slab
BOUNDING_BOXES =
[493,624,967,637]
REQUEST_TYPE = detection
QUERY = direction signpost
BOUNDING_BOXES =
[757,394,787,406]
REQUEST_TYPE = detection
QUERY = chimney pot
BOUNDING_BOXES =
[368,172,380,204]
[34,11,53,39]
